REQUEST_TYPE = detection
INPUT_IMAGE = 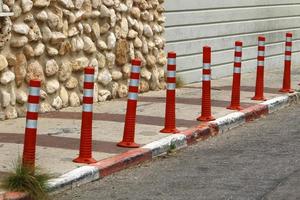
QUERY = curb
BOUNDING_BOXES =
[2,92,299,199]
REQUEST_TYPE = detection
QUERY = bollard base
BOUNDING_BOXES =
[226,105,243,111]
[160,128,180,134]
[117,141,140,148]
[279,88,294,93]
[251,96,267,101]
[197,115,215,122]
[73,157,97,164]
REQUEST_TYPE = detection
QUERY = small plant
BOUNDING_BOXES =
[167,141,177,155]
[1,158,51,200]
[176,76,185,88]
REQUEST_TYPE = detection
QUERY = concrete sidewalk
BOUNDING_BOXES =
[0,67,299,192]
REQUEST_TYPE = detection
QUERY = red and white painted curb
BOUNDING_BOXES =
[2,92,299,199]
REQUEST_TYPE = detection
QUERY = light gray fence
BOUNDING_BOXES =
[165,0,300,83]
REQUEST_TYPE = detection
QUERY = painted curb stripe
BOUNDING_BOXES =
[47,166,100,192]
[241,104,268,122]
[211,112,245,134]
[91,148,152,178]
[181,125,212,145]
[261,95,289,113]
[142,134,187,157]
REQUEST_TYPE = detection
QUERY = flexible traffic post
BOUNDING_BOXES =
[118,59,141,148]
[160,52,180,133]
[280,33,294,93]
[197,46,215,122]
[252,36,267,101]
[227,41,243,110]
[22,79,41,169]
[73,67,96,164]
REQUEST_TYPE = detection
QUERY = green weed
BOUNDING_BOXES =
[1,158,52,200]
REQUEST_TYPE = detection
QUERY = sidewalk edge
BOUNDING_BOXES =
[3,92,299,199]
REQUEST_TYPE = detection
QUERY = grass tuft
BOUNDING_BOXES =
[1,158,52,200]
[167,141,177,155]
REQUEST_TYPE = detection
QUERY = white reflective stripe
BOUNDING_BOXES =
[167,83,176,90]
[128,92,138,100]
[286,46,292,52]
[29,87,40,96]
[258,41,265,46]
[83,104,93,112]
[168,58,176,65]
[84,89,94,97]
[130,79,139,87]
[26,119,37,129]
[235,46,242,52]
[84,74,94,83]
[285,55,291,61]
[234,67,241,74]
[27,103,39,113]
[131,65,140,73]
[167,71,176,78]
[258,51,265,57]
[286,37,292,42]
[203,63,210,69]
[258,60,264,66]
[235,56,242,63]
[202,74,211,81]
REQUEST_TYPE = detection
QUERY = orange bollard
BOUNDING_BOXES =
[73,67,96,164]
[160,52,180,133]
[197,46,215,122]
[252,36,267,101]
[227,41,243,110]
[118,59,141,148]
[279,33,294,93]
[22,80,41,169]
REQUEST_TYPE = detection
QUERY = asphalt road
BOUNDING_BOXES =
[54,105,300,200]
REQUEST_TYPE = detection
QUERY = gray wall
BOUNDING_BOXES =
[165,0,300,83]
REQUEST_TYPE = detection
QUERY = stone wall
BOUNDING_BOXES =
[0,0,166,119]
